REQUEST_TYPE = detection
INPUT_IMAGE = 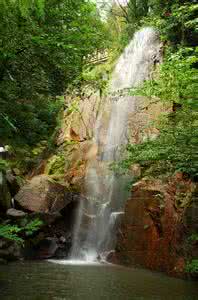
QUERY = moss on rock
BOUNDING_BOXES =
[45,154,66,176]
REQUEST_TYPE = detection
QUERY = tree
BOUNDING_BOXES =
[0,0,109,149]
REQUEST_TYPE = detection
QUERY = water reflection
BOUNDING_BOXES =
[0,261,197,300]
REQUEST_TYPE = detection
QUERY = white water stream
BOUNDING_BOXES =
[70,27,161,262]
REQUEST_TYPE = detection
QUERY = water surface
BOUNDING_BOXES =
[0,261,197,300]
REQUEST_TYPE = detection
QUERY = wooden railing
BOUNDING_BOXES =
[86,50,109,65]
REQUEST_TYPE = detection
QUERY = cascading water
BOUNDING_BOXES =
[70,27,161,262]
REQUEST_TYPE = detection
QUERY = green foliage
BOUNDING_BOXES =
[109,1,197,46]
[0,0,109,158]
[185,259,198,274]
[105,3,129,53]
[126,0,149,37]
[45,154,65,176]
[82,62,113,95]
[120,108,198,179]
[0,0,45,17]
[142,1,198,46]
[132,47,198,108]
[122,47,198,180]
[188,233,198,242]
[0,218,43,243]
[23,218,43,236]
[0,159,9,172]
[66,100,80,115]
[0,224,23,243]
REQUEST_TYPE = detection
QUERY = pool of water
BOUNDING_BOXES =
[0,260,197,300]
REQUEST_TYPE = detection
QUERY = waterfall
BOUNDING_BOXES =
[70,27,161,262]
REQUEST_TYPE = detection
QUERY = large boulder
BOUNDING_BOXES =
[15,175,70,213]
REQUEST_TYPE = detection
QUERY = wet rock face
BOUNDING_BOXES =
[111,176,197,277]
[5,169,21,197]
[0,171,12,211]
[0,169,22,212]
[15,175,70,213]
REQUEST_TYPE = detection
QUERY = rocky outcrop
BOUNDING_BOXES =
[127,97,171,144]
[15,175,70,213]
[57,94,102,144]
[111,174,197,278]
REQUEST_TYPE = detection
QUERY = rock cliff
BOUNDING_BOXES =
[109,174,197,278]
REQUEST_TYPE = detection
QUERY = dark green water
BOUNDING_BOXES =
[0,260,197,300]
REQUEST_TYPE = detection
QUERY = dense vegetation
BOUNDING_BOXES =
[0,0,109,170]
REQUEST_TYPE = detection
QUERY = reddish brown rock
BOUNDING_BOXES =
[111,175,197,278]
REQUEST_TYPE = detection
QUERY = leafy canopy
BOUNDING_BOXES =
[0,0,109,150]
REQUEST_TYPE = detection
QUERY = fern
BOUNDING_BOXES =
[0,218,43,243]
[24,218,43,236]
[0,224,23,243]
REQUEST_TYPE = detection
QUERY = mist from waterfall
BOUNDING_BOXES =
[70,27,161,262]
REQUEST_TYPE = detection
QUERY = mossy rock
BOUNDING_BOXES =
[45,154,66,176]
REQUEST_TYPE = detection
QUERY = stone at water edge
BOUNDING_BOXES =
[6,208,27,217]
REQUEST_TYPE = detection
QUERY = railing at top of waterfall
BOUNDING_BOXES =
[86,50,109,65]
[110,88,133,99]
